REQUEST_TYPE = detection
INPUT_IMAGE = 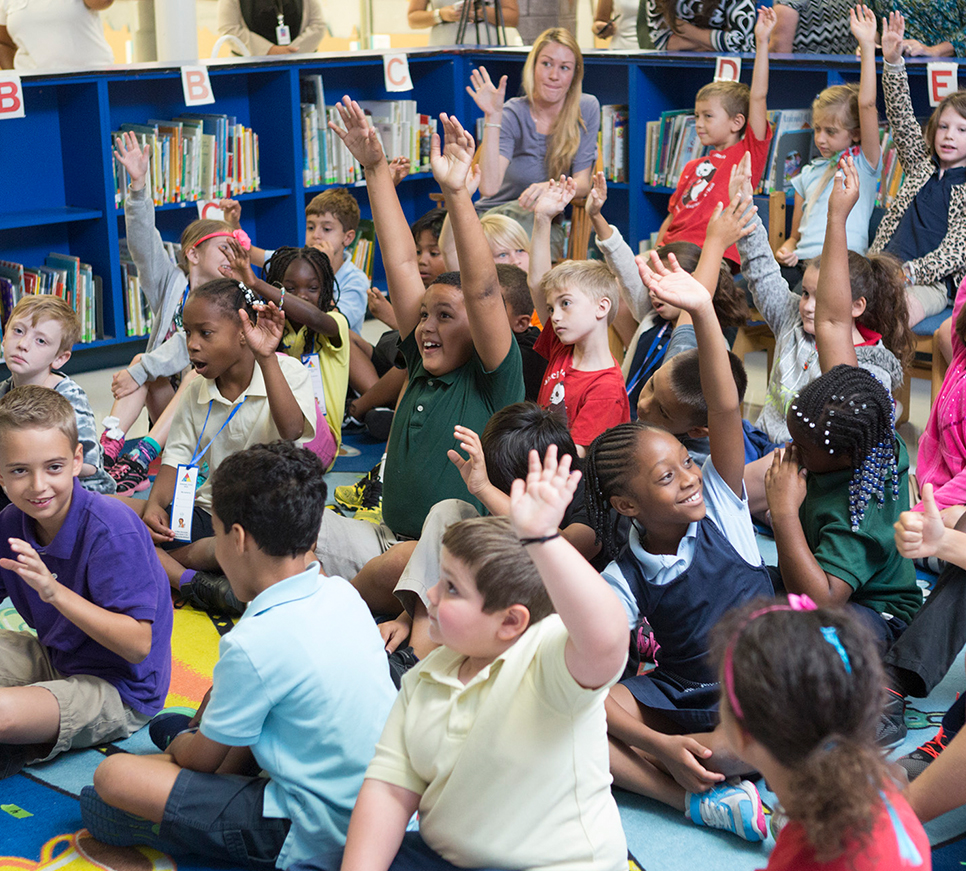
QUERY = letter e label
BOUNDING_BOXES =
[181,66,215,107]
[0,74,25,120]
[928,63,958,107]
[714,57,741,83]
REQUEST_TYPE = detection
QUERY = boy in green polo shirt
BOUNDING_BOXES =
[314,102,524,598]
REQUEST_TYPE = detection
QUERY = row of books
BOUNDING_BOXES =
[113,114,261,208]
[0,256,103,344]
[599,105,629,183]
[300,75,437,187]
[117,238,178,338]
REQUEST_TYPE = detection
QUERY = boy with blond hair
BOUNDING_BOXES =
[655,7,775,268]
[299,447,630,871]
[0,386,171,778]
[0,295,114,494]
[528,181,629,454]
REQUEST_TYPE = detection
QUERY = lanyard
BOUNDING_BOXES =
[189,397,247,467]
[626,322,670,395]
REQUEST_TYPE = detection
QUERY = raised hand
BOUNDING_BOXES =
[0,539,60,601]
[114,131,150,190]
[764,445,808,519]
[221,237,256,284]
[466,66,507,117]
[754,4,777,44]
[894,483,946,559]
[446,424,491,498]
[388,156,411,187]
[881,11,904,64]
[827,155,861,223]
[430,113,475,193]
[329,96,385,170]
[727,152,754,202]
[218,197,242,229]
[242,301,284,359]
[849,4,877,46]
[585,171,608,219]
[637,249,713,314]
[705,192,758,252]
[509,445,581,541]
[523,175,577,217]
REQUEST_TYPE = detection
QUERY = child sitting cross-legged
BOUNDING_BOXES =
[294,445,630,871]
[527,177,630,455]
[587,251,773,842]
[81,441,397,870]
[0,386,172,779]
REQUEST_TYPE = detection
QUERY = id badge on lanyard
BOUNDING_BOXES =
[301,353,327,416]
[276,13,292,44]
[170,398,246,542]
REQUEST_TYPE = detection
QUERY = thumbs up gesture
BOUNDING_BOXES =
[895,483,946,560]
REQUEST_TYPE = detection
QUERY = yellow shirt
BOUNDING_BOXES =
[366,615,628,871]
[162,354,317,512]
[280,314,349,450]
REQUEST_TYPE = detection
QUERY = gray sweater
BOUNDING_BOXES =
[123,186,190,386]
[738,214,904,443]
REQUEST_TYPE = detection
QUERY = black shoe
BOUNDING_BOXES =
[0,743,36,779]
[898,726,951,780]
[387,646,419,689]
[365,407,394,442]
[149,712,193,751]
[877,688,907,746]
[182,571,244,618]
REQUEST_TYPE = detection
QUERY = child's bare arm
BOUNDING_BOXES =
[748,7,776,141]
[434,113,514,372]
[895,483,966,567]
[765,446,855,606]
[142,464,177,544]
[816,158,860,371]
[851,5,882,167]
[694,195,756,293]
[510,447,628,689]
[527,177,577,324]
[242,303,308,440]
[340,779,421,871]
[640,251,745,493]
[219,198,267,268]
[0,540,152,663]
[168,730,233,773]
[330,97,424,340]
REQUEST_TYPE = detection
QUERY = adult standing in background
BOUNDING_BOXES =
[593,0,640,48]
[870,0,966,57]
[407,0,523,45]
[469,28,599,254]
[217,0,326,55]
[646,0,756,51]
[769,0,856,54]
[0,0,114,70]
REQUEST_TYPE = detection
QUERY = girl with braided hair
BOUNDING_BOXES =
[224,243,348,470]
[764,159,921,653]
[586,252,772,842]
[712,597,929,869]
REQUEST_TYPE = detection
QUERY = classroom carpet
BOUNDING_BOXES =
[2,440,966,871]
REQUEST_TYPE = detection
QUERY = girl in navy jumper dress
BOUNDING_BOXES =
[585,248,771,843]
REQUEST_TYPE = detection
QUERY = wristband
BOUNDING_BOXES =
[433,8,443,24]
[519,532,561,546]
[485,122,502,129]
[279,287,286,310]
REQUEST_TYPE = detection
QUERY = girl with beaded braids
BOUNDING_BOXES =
[764,159,922,652]
[223,243,347,471]
[586,252,772,843]
[712,597,929,869]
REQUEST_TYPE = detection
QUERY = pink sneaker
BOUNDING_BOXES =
[100,432,124,468]
[110,458,151,493]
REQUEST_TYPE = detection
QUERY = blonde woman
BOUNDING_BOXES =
[469,28,600,252]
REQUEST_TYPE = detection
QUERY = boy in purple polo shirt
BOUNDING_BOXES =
[0,385,172,778]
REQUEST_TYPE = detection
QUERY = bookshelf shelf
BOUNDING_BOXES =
[1,51,959,372]
[0,208,103,231]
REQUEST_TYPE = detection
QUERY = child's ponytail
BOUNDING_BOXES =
[849,250,916,369]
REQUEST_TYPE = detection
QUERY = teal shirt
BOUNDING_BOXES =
[800,436,922,624]
[382,332,524,539]
[871,0,966,55]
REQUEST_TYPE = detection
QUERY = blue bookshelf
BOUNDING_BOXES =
[0,49,960,371]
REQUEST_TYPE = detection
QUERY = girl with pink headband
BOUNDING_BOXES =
[714,596,929,870]
[101,132,241,493]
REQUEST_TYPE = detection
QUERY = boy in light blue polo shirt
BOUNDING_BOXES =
[80,441,396,870]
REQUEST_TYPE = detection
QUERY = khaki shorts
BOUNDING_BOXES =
[0,629,149,762]
[906,281,949,320]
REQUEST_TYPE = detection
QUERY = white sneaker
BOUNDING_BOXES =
[686,778,767,842]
